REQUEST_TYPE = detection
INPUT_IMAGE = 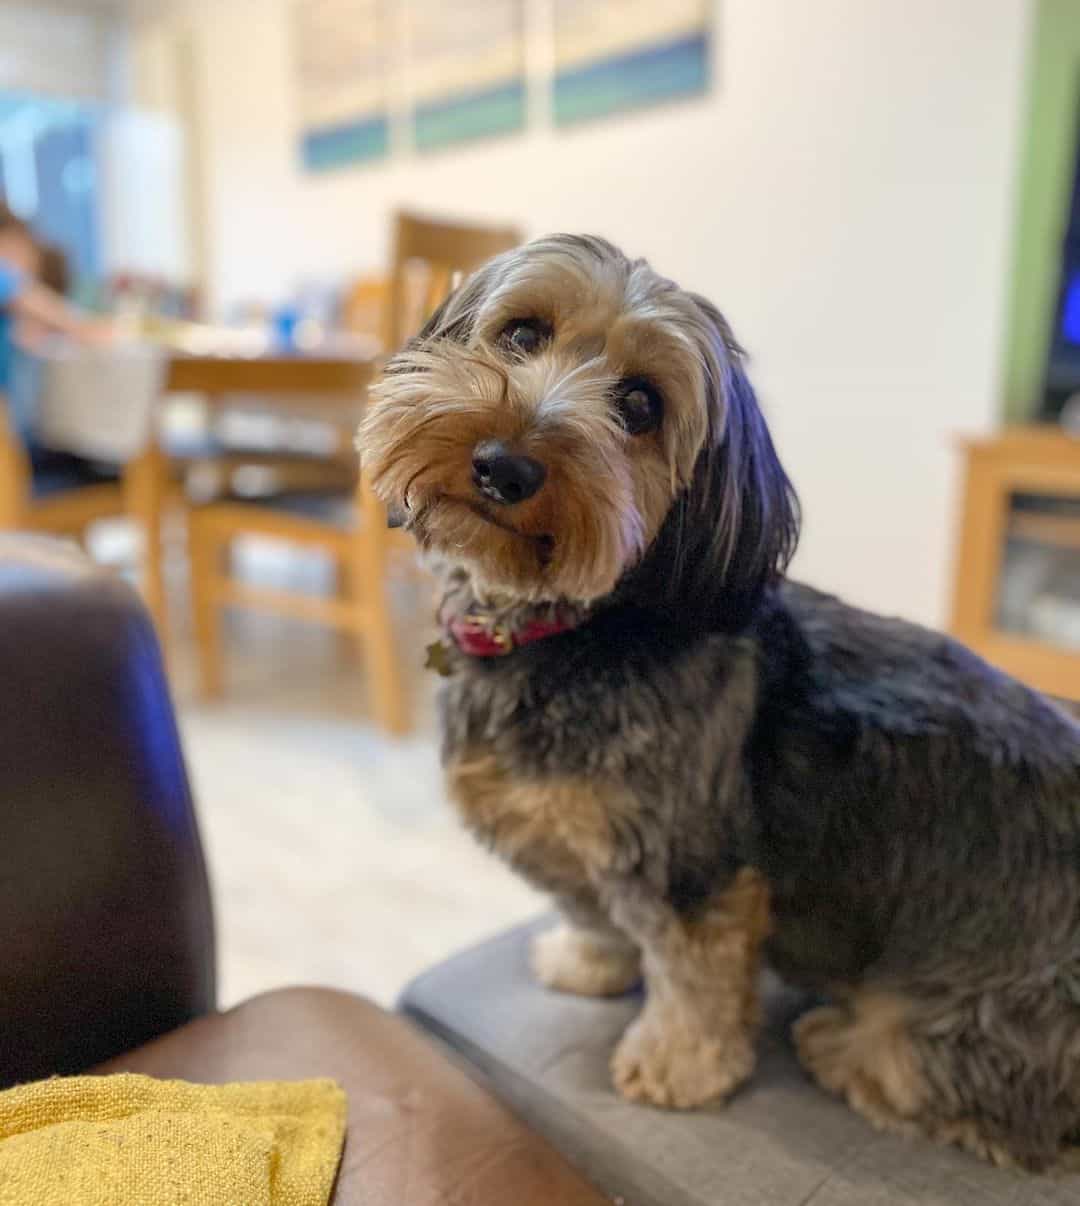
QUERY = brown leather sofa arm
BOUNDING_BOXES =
[100,988,613,1206]
[0,536,216,1087]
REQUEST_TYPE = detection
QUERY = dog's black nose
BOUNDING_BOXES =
[472,442,547,505]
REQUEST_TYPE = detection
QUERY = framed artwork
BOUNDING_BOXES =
[409,0,526,152]
[294,0,390,172]
[553,0,710,127]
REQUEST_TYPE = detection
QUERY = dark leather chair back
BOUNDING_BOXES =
[0,536,216,1086]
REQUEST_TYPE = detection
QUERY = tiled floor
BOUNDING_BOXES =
[103,526,543,1009]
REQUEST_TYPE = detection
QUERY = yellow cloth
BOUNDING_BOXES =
[0,1074,346,1206]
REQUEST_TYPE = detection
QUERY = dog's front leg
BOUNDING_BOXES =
[532,894,641,997]
[609,867,771,1109]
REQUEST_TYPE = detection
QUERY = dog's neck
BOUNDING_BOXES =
[435,568,587,660]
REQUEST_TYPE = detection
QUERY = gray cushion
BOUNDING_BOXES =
[402,920,1080,1206]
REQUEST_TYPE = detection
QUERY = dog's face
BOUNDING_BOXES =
[360,235,797,619]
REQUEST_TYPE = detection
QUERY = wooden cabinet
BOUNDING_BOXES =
[951,426,1080,699]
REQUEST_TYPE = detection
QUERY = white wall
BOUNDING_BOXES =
[100,109,191,278]
[0,2,119,101]
[139,0,1032,628]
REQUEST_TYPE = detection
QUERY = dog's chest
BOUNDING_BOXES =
[444,750,625,892]
[436,654,659,889]
[435,634,756,894]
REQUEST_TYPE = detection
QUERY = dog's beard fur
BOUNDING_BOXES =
[359,234,797,617]
[360,348,652,601]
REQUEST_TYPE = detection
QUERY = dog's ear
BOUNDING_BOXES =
[638,296,800,630]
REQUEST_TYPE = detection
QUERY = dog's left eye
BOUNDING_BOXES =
[499,318,551,357]
[615,378,663,436]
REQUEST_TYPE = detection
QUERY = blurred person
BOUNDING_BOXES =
[38,242,71,296]
[0,205,104,383]
[0,206,110,462]
[14,240,73,354]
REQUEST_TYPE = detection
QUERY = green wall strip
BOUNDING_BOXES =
[1003,0,1080,421]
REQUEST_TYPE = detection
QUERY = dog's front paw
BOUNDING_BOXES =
[611,1011,755,1109]
[531,925,641,997]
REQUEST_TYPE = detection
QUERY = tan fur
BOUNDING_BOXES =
[449,752,642,996]
[933,1119,1020,1170]
[446,739,774,1110]
[794,995,927,1132]
[446,754,622,887]
[359,254,711,603]
[795,996,1025,1166]
[531,924,641,997]
[610,869,772,1109]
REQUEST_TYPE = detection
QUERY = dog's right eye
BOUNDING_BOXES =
[614,377,664,436]
[499,318,552,357]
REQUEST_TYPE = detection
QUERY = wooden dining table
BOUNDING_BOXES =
[123,350,379,643]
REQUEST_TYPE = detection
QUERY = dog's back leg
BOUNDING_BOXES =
[795,986,1078,1171]
[794,994,927,1143]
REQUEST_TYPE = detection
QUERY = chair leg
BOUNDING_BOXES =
[335,557,363,663]
[124,445,170,644]
[189,516,226,701]
[354,480,408,735]
[362,586,408,735]
[0,404,28,529]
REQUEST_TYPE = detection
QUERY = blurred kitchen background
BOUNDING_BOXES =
[1,0,1075,1004]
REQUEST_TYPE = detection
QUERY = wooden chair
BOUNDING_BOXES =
[184,358,415,732]
[341,276,388,345]
[384,211,522,352]
[341,213,521,355]
[185,216,522,733]
[128,355,370,646]
[0,393,125,541]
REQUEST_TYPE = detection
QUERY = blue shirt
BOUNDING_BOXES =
[0,262,25,393]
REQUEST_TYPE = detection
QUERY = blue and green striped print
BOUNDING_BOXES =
[554,32,708,127]
[301,113,390,172]
[414,80,526,152]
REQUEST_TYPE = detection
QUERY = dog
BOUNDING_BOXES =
[359,234,1080,1171]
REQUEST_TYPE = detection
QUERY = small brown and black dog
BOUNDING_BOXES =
[360,234,1080,1171]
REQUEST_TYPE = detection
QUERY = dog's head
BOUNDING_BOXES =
[359,234,798,627]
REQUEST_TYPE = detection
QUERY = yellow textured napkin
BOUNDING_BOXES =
[0,1073,347,1206]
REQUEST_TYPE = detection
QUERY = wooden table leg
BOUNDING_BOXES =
[125,443,171,647]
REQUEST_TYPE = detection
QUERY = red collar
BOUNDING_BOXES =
[446,609,578,657]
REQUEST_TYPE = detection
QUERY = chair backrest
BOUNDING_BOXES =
[342,276,389,344]
[385,211,521,353]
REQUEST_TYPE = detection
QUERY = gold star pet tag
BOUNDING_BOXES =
[424,640,453,677]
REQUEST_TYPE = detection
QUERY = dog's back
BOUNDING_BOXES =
[752,582,1080,1168]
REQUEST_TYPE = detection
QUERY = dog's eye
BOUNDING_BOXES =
[499,318,551,357]
[615,378,663,436]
